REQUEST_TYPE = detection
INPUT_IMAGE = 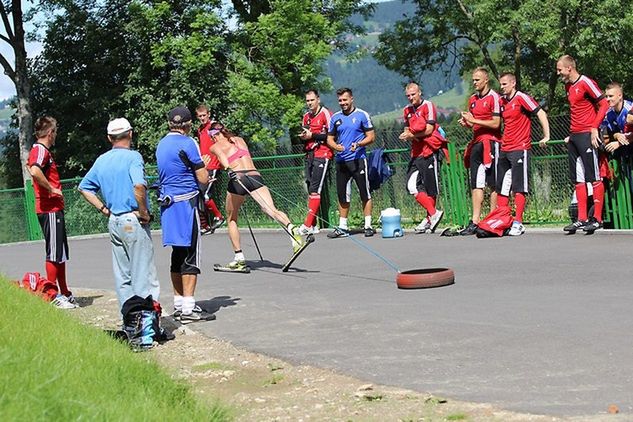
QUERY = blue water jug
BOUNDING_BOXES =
[381,208,403,238]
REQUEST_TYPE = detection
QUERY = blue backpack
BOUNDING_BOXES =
[367,148,393,192]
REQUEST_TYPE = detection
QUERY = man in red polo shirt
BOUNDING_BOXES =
[195,104,224,234]
[28,116,76,308]
[556,55,609,233]
[399,82,446,233]
[298,89,333,235]
[497,72,550,236]
[459,67,502,235]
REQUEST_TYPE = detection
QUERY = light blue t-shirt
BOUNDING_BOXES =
[328,107,374,162]
[78,147,147,215]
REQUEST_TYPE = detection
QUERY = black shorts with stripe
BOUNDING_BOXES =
[227,172,265,196]
[406,154,441,197]
[567,132,601,183]
[496,149,531,195]
[469,140,498,190]
[37,211,69,263]
[335,158,371,204]
[304,153,330,194]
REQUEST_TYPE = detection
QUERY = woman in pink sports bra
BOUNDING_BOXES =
[209,123,303,269]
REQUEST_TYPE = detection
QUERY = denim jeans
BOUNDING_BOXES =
[108,213,160,310]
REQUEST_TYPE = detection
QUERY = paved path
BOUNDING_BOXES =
[2,229,632,417]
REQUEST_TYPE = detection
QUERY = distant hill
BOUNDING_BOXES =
[321,0,462,116]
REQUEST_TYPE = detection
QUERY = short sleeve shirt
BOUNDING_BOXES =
[468,89,502,142]
[28,143,64,213]
[303,107,333,159]
[601,100,633,135]
[500,91,541,151]
[565,75,604,133]
[156,132,204,196]
[328,107,374,162]
[78,147,147,216]
[403,100,445,157]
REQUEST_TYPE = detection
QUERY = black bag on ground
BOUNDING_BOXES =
[121,295,164,350]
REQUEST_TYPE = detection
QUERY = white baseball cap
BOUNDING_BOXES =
[107,118,132,136]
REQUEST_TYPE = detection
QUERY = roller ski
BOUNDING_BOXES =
[213,260,251,274]
[282,233,315,272]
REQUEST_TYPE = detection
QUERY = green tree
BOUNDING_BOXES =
[375,0,633,113]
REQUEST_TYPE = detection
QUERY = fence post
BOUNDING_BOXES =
[23,181,42,241]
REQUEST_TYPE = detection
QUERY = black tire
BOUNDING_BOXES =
[396,268,455,289]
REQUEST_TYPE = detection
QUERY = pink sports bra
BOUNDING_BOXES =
[227,147,251,164]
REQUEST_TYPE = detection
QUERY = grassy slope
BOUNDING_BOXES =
[0,280,230,421]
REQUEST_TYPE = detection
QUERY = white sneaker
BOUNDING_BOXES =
[298,224,311,235]
[311,226,320,234]
[52,294,77,309]
[429,210,444,232]
[508,221,525,236]
[414,217,431,233]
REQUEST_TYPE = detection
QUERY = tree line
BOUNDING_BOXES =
[1,0,633,189]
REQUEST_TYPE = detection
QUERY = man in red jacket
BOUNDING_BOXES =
[196,104,225,234]
[556,55,609,233]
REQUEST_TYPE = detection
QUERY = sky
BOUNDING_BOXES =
[0,0,393,100]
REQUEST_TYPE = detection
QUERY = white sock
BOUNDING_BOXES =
[182,296,195,315]
[339,217,348,229]
[364,215,372,228]
[234,251,245,262]
[173,295,183,311]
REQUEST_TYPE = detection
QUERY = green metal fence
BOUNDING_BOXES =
[3,119,633,244]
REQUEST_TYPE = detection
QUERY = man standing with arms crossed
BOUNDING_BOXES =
[156,106,211,323]
[78,118,160,321]
[298,89,332,235]
[556,55,609,233]
[399,82,446,233]
[326,88,376,238]
[195,104,225,234]
[497,72,550,236]
[459,67,502,235]
[601,82,632,155]
[28,116,76,308]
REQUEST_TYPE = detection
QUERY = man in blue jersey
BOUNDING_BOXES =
[79,118,160,324]
[156,106,211,323]
[326,87,376,237]
[601,82,632,155]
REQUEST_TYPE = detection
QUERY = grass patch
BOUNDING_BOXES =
[0,280,231,421]
[193,361,234,372]
[446,413,467,420]
[263,374,284,386]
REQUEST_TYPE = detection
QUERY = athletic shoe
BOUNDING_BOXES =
[298,224,312,235]
[52,294,76,309]
[210,217,225,231]
[429,209,444,233]
[563,220,586,234]
[291,226,304,252]
[311,226,320,234]
[508,221,526,236]
[414,218,431,234]
[227,259,249,271]
[201,224,214,235]
[327,227,349,238]
[179,312,201,324]
[364,227,376,237]
[582,217,603,233]
[459,220,478,236]
[66,294,79,307]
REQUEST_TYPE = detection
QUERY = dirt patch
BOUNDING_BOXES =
[70,289,620,421]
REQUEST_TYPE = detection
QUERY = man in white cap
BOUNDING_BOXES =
[79,118,161,327]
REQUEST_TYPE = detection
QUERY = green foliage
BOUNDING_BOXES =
[0,281,230,420]
[375,0,633,114]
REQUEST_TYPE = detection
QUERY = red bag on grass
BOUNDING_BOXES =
[16,272,59,302]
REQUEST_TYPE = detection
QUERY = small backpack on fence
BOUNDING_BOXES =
[121,295,164,351]
[16,272,59,302]
[475,206,514,238]
[367,148,393,192]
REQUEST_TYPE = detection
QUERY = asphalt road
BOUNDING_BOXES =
[2,228,632,417]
